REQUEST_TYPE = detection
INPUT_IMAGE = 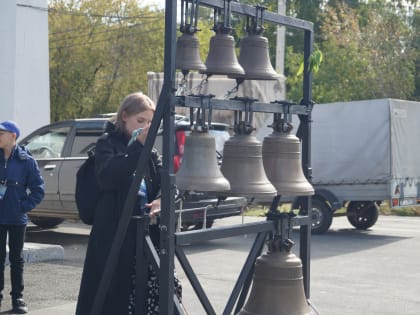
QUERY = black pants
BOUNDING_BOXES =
[0,225,26,301]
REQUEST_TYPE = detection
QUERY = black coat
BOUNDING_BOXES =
[76,122,162,315]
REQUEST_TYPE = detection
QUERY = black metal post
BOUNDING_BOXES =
[135,216,148,315]
[298,28,314,299]
[159,0,178,314]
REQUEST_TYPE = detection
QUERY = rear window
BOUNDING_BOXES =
[70,129,104,157]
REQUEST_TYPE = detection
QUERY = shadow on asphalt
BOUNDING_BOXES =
[26,226,89,247]
[308,228,410,259]
[182,227,410,261]
[24,223,410,263]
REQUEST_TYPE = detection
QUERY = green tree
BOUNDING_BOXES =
[411,8,420,101]
[285,1,417,103]
[49,0,165,121]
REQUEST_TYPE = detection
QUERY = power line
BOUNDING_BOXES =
[49,27,164,50]
[17,3,163,20]
[49,20,159,43]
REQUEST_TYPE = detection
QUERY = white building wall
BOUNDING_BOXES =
[0,0,50,139]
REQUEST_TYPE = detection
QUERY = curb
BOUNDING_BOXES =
[28,302,76,314]
[6,242,64,265]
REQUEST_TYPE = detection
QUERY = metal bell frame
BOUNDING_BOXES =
[89,1,316,315]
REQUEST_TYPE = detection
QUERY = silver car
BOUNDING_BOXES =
[19,116,246,229]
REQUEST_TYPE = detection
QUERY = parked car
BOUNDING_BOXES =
[18,115,246,230]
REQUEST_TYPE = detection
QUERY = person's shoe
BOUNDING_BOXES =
[12,298,28,314]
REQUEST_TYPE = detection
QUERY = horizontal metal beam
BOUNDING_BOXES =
[199,0,313,31]
[175,215,310,245]
[177,96,311,115]
[175,221,275,245]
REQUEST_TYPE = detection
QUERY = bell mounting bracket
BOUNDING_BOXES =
[180,0,201,34]
[189,94,215,132]
[269,100,297,133]
[266,205,296,253]
[231,97,257,135]
[212,0,234,34]
[245,5,267,35]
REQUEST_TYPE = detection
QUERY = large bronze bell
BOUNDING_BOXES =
[176,130,231,192]
[220,134,276,199]
[238,248,312,315]
[202,33,245,76]
[232,34,280,80]
[262,131,314,196]
[176,33,207,73]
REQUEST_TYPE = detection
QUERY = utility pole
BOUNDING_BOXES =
[275,0,286,75]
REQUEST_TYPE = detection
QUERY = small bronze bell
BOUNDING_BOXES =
[176,130,230,192]
[176,33,207,73]
[203,32,245,76]
[232,33,280,80]
[220,134,276,199]
[262,130,314,197]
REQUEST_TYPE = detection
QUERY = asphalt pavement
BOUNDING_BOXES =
[1,215,419,314]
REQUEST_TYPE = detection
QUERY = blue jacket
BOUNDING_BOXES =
[0,145,45,225]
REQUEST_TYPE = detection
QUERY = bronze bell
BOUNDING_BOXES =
[220,134,276,199]
[232,34,280,80]
[202,33,245,76]
[238,248,313,315]
[262,131,314,196]
[176,33,207,73]
[176,130,230,192]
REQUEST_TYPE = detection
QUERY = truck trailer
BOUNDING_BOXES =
[291,98,420,233]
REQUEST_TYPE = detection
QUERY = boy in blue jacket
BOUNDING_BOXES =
[0,121,44,314]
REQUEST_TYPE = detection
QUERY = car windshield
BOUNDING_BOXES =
[23,127,70,159]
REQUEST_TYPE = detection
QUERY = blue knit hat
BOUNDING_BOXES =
[0,120,20,139]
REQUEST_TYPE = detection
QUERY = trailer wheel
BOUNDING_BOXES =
[346,201,379,230]
[310,199,333,234]
[295,198,333,234]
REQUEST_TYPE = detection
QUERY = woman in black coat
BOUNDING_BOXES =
[76,92,178,315]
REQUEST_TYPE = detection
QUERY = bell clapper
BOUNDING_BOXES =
[224,77,244,99]
[308,299,321,315]
[175,189,188,233]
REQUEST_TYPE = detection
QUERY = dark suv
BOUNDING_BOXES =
[18,116,246,230]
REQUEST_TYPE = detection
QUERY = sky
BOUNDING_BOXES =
[139,0,165,9]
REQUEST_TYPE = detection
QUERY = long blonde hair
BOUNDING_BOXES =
[114,92,155,133]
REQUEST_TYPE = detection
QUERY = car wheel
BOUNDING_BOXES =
[347,201,379,230]
[30,217,64,229]
[181,219,214,231]
[192,219,214,230]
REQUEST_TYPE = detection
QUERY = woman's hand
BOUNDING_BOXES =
[136,125,150,145]
[145,198,161,219]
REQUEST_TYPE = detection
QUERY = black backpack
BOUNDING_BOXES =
[75,151,100,225]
